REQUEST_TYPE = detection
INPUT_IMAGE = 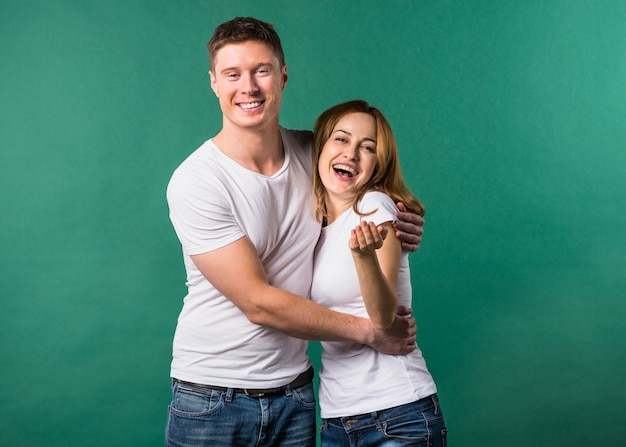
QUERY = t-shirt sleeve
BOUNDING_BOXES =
[166,164,244,256]
[358,192,399,227]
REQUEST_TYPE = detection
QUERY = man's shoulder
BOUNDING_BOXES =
[170,140,217,175]
[279,126,313,150]
[167,140,219,193]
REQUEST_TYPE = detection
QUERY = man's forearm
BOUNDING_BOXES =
[243,284,416,355]
[243,284,375,344]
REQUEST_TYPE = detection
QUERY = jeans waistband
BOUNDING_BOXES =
[174,366,314,398]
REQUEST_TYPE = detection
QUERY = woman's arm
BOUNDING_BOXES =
[349,221,402,329]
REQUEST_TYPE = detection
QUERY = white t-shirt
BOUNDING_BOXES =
[166,127,320,388]
[311,191,437,418]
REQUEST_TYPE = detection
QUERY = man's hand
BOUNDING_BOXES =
[367,306,417,355]
[393,202,425,252]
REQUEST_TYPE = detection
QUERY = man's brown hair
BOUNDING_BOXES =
[207,17,285,71]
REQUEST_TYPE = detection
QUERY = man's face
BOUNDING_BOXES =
[209,41,288,132]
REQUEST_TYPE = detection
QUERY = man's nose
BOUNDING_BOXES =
[240,73,259,94]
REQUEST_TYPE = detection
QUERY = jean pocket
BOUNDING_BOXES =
[382,412,430,444]
[169,383,225,418]
[290,383,317,409]
[382,406,446,444]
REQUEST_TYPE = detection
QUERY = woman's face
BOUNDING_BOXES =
[318,112,378,205]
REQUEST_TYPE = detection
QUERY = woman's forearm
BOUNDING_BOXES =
[352,251,399,329]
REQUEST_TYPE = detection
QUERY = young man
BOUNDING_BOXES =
[165,17,425,447]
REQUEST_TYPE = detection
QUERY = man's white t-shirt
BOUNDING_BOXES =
[166,127,320,388]
[311,191,437,418]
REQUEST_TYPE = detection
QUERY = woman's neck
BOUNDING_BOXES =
[324,199,353,225]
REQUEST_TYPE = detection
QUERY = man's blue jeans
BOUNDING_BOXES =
[165,379,317,447]
[319,394,447,446]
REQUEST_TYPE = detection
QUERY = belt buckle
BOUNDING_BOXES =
[244,388,265,397]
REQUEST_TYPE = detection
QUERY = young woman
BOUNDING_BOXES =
[311,100,447,446]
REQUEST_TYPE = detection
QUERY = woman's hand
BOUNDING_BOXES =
[349,221,386,253]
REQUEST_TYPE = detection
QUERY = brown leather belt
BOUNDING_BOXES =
[176,366,314,398]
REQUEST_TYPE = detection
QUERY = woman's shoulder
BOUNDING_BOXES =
[359,191,398,224]
[361,191,397,210]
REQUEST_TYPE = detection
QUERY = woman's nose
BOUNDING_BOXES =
[343,145,358,160]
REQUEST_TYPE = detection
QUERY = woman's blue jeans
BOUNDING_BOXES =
[319,394,447,446]
[165,379,317,447]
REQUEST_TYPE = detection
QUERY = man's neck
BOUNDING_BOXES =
[212,123,284,176]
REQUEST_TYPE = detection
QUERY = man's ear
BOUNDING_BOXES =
[281,64,288,90]
[209,70,219,97]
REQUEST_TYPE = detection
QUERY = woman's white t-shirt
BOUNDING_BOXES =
[311,191,437,418]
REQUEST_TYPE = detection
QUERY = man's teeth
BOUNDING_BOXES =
[333,164,357,176]
[241,102,262,109]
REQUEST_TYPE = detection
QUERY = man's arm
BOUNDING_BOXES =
[394,202,425,252]
[191,235,416,353]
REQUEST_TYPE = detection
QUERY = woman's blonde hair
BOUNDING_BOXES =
[312,100,425,222]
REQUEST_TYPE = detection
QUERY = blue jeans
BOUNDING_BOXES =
[165,379,317,447]
[319,394,447,446]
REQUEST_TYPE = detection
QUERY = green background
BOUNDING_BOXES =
[2,0,625,445]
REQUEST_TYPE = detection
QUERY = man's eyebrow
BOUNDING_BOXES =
[220,62,273,73]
